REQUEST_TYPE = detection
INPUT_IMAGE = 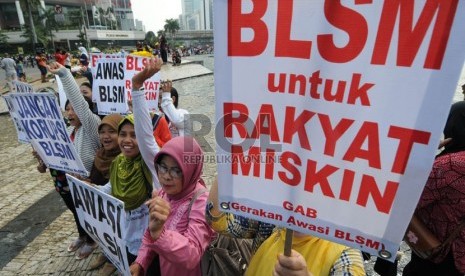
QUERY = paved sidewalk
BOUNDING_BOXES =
[0,58,215,275]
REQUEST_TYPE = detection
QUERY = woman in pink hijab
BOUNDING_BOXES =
[129,58,214,276]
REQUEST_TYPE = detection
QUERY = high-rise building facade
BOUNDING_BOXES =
[0,0,144,52]
[180,0,212,31]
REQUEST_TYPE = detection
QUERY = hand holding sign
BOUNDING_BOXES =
[274,250,313,276]
[132,57,163,90]
[146,196,171,240]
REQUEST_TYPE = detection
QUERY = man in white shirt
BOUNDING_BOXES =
[1,53,17,92]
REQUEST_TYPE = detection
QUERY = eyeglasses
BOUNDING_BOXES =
[157,163,183,179]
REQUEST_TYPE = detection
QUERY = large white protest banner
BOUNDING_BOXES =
[67,175,130,276]
[8,93,88,175]
[214,0,465,261]
[12,80,34,93]
[3,95,30,143]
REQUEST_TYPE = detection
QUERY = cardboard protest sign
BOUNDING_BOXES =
[124,55,161,112]
[92,58,128,115]
[91,55,161,114]
[214,0,465,261]
[2,95,30,143]
[67,175,130,276]
[8,93,88,175]
[90,53,125,67]
[12,80,34,93]
[90,53,124,102]
[55,75,67,110]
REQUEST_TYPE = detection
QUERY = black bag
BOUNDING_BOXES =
[201,235,253,276]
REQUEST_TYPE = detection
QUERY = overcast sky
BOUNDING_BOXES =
[131,0,182,33]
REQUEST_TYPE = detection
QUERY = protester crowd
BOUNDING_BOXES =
[1,40,462,276]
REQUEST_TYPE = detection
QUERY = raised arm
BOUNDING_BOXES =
[160,81,190,135]
[132,57,163,188]
[47,62,100,131]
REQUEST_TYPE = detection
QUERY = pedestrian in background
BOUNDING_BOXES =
[1,53,17,91]
[35,51,47,83]
[160,34,168,64]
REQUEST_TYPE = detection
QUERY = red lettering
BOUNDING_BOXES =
[340,169,355,201]
[92,55,99,67]
[372,0,458,69]
[343,122,381,169]
[283,107,315,151]
[388,126,431,174]
[309,71,323,99]
[318,0,368,63]
[318,114,354,156]
[228,0,268,56]
[146,92,156,101]
[268,73,287,93]
[347,73,374,106]
[289,74,307,95]
[223,102,249,138]
[251,104,280,141]
[335,229,344,239]
[275,0,312,58]
[125,80,131,90]
[126,56,134,70]
[304,160,337,197]
[231,145,261,177]
[356,175,399,214]
[278,151,301,186]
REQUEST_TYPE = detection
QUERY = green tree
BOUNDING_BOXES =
[164,19,180,43]
[68,9,88,47]
[20,22,48,49]
[40,8,60,49]
[20,0,42,51]
[145,31,157,48]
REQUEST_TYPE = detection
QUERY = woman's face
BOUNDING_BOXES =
[99,124,118,151]
[65,103,81,127]
[118,123,139,158]
[157,155,183,195]
[80,85,92,101]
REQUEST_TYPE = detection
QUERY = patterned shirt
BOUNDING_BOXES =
[206,202,365,275]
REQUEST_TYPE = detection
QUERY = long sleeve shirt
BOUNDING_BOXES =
[135,187,214,276]
[58,67,100,173]
[161,92,191,137]
[132,89,160,188]
[133,89,214,275]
